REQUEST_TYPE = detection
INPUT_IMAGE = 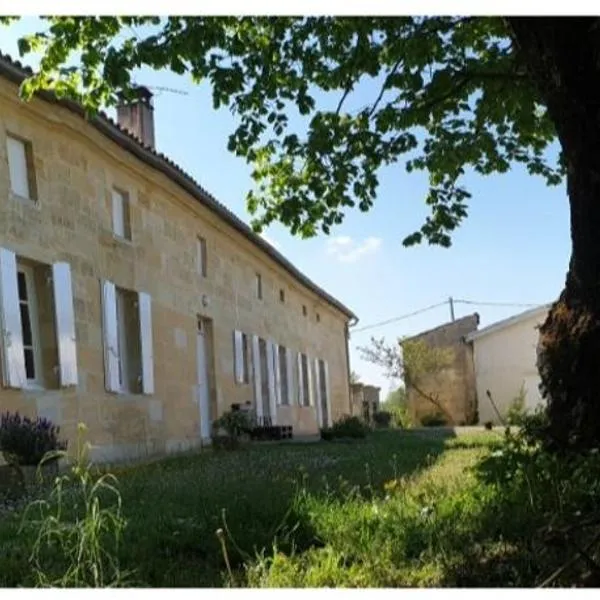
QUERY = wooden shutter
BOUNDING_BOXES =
[314,357,322,428]
[101,280,120,392]
[233,330,244,384]
[307,354,315,407]
[266,340,278,424]
[297,352,304,406]
[286,347,294,405]
[324,360,332,427]
[138,292,154,394]
[0,247,25,388]
[6,136,30,198]
[251,334,263,419]
[273,342,282,405]
[52,262,78,387]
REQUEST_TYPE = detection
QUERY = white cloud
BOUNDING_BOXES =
[326,236,382,263]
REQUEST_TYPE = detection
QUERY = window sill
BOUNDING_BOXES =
[9,192,39,208]
[112,234,134,246]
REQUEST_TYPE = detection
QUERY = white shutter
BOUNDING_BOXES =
[297,352,304,406]
[233,330,244,384]
[314,358,323,428]
[251,334,263,419]
[307,354,315,407]
[286,347,294,406]
[273,342,282,405]
[0,248,25,388]
[266,340,277,424]
[112,189,125,237]
[101,280,120,392]
[138,292,154,394]
[52,262,78,387]
[6,136,30,198]
[324,360,332,428]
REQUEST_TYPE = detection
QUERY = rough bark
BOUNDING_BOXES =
[507,18,600,450]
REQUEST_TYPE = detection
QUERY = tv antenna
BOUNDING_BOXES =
[136,84,190,97]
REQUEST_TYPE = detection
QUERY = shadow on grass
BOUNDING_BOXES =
[0,428,459,587]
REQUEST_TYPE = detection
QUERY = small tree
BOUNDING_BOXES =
[358,336,455,424]
[349,371,362,385]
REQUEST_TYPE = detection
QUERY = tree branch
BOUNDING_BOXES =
[368,58,402,118]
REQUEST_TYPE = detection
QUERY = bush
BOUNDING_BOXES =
[0,412,67,466]
[505,385,527,425]
[420,413,447,427]
[484,421,494,430]
[373,411,392,429]
[320,416,369,441]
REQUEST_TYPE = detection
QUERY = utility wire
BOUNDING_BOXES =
[350,301,448,333]
[453,299,543,308]
[350,298,547,334]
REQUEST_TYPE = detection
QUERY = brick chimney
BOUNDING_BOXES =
[116,86,155,149]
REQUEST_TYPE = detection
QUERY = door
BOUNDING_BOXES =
[196,318,211,439]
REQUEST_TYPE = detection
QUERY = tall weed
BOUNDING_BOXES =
[19,424,133,587]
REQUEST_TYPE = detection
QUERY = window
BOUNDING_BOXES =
[197,236,207,277]
[234,330,250,384]
[0,248,78,389]
[302,305,307,317]
[278,345,289,404]
[6,134,36,200]
[298,352,310,406]
[102,281,154,395]
[17,266,42,384]
[279,289,285,303]
[256,273,263,300]
[316,312,321,323]
[111,188,132,240]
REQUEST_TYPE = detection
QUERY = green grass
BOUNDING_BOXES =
[0,428,503,587]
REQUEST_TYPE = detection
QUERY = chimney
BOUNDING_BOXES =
[116,86,155,149]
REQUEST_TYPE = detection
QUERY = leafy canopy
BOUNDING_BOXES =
[1,17,562,245]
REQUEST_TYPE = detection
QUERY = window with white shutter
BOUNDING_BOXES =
[1,250,76,390]
[234,330,250,385]
[285,347,294,405]
[277,345,288,405]
[138,292,154,395]
[6,135,36,201]
[52,262,78,387]
[0,247,26,388]
[103,282,145,394]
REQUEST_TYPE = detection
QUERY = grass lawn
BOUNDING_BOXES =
[0,428,502,587]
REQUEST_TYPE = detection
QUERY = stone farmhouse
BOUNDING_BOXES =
[0,53,357,462]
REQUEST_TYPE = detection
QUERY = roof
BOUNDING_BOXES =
[0,52,357,322]
[402,313,480,344]
[465,304,551,343]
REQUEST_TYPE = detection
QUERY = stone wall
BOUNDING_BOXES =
[403,314,479,426]
[0,76,353,462]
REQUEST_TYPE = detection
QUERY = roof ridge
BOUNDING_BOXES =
[0,51,357,320]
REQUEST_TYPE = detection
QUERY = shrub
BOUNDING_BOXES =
[373,411,392,429]
[505,385,527,426]
[484,421,494,430]
[213,410,252,438]
[420,413,447,427]
[0,412,67,466]
[320,416,369,441]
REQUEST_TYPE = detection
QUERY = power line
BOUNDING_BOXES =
[350,297,547,334]
[454,299,543,308]
[350,301,448,333]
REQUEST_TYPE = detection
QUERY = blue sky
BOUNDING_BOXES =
[1,18,571,396]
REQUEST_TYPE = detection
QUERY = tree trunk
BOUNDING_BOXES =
[507,18,600,450]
